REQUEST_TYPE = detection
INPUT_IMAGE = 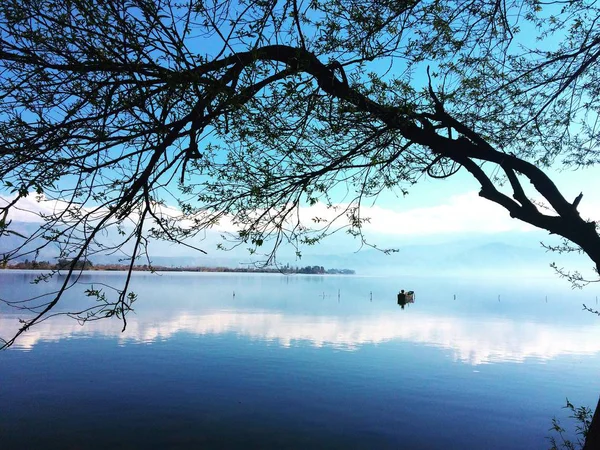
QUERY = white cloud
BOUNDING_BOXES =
[0,194,73,223]
[298,191,538,236]
[4,189,597,237]
[359,192,535,235]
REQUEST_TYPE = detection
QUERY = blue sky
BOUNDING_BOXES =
[2,1,598,264]
[5,162,598,258]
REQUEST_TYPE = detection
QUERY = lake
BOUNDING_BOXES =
[1,270,600,449]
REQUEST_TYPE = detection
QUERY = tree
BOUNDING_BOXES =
[1,0,599,412]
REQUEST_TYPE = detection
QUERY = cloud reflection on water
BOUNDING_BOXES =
[3,309,599,365]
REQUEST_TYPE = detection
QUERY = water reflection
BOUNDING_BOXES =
[4,308,600,365]
[3,271,600,365]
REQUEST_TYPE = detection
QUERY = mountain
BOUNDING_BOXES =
[1,221,593,278]
[0,221,59,261]
[296,240,591,278]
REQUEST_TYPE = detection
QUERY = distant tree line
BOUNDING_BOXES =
[8,260,54,270]
[8,259,94,270]
[292,265,355,275]
[5,260,354,275]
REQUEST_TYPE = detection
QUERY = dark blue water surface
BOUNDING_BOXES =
[1,271,600,449]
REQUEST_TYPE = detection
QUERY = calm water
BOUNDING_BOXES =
[1,271,600,449]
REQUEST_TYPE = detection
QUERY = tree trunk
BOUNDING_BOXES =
[584,397,600,450]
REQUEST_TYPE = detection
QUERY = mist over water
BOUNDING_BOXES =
[1,271,599,449]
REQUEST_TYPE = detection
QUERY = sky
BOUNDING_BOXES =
[4,163,599,248]
[1,1,599,264]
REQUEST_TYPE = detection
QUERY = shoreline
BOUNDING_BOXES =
[1,264,356,275]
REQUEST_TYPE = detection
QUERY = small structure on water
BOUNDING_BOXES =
[397,290,415,309]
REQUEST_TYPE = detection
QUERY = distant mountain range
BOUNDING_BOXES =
[1,221,594,278]
[296,240,593,278]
